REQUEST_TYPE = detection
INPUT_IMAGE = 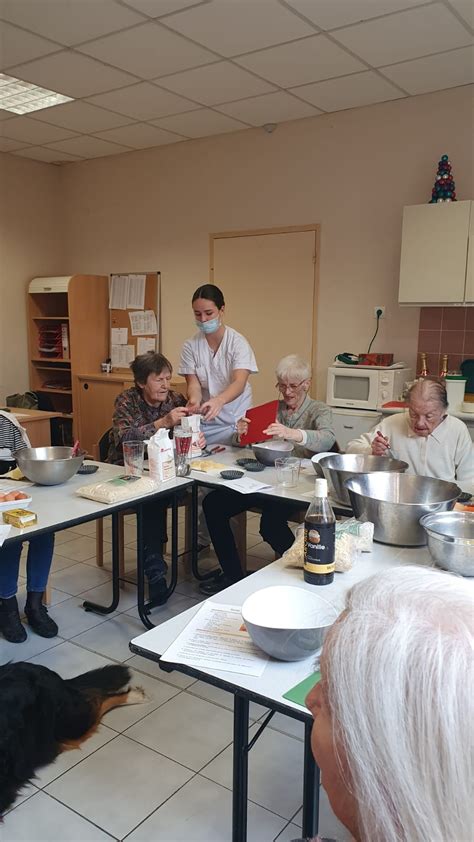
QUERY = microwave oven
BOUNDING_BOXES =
[326,366,413,411]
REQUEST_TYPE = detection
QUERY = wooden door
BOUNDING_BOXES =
[76,377,125,455]
[210,227,318,405]
[464,202,474,304]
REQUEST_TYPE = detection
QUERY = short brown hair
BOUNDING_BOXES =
[408,376,448,409]
[131,352,172,389]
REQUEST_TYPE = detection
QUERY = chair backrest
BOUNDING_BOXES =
[96,428,112,462]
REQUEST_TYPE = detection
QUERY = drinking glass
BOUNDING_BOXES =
[122,441,144,476]
[275,457,301,488]
[174,427,192,476]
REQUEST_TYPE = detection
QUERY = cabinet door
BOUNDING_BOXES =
[76,378,125,456]
[332,411,381,451]
[399,201,471,304]
[464,203,474,304]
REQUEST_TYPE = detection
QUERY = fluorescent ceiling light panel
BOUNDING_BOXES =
[0,73,72,114]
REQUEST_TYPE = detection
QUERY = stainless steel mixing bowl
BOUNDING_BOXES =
[319,454,408,506]
[252,440,294,467]
[14,446,84,486]
[420,511,474,576]
[345,472,460,546]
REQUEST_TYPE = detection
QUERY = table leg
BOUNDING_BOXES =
[136,502,154,630]
[83,511,121,615]
[302,719,320,838]
[232,694,249,842]
[190,483,216,582]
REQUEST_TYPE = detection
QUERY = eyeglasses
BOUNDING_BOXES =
[275,380,307,393]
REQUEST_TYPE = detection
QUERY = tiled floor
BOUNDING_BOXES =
[1,513,349,842]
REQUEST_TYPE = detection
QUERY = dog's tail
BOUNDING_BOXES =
[66,664,131,695]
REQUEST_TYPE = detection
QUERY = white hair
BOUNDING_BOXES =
[326,566,473,842]
[275,354,311,382]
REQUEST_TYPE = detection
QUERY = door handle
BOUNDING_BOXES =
[343,424,354,429]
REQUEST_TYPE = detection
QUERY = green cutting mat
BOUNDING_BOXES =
[283,671,321,708]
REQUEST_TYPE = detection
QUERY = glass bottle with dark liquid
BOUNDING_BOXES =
[304,478,335,585]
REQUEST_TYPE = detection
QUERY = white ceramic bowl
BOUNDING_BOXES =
[242,585,338,661]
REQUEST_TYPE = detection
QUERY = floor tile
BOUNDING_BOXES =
[53,534,98,562]
[4,782,39,815]
[101,522,137,545]
[274,821,301,841]
[125,593,199,623]
[127,773,286,842]
[125,692,234,772]
[67,519,98,537]
[72,612,147,661]
[33,724,117,788]
[50,551,81,573]
[42,596,113,639]
[3,791,114,840]
[50,562,111,596]
[83,544,137,570]
[53,528,83,546]
[45,735,192,839]
[103,669,180,732]
[187,680,268,721]
[267,711,305,741]
[124,654,197,689]
[26,639,114,676]
[174,578,207,600]
[78,580,137,614]
[0,632,64,664]
[202,724,304,819]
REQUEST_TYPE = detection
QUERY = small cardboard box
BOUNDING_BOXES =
[3,508,37,527]
[358,353,394,366]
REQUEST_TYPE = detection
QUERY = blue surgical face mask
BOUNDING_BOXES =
[196,317,220,334]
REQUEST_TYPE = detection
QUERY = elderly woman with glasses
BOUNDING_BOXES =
[200,355,336,594]
[346,375,473,493]
[303,565,473,842]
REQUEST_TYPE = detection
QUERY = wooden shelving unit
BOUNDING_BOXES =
[27,275,109,444]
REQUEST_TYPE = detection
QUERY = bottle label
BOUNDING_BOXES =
[304,522,335,573]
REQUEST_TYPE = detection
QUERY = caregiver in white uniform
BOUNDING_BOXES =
[179,284,258,446]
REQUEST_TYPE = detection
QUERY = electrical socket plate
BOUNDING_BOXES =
[374,306,385,318]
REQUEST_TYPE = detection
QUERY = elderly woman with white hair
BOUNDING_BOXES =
[200,355,336,594]
[302,565,473,842]
[346,375,473,493]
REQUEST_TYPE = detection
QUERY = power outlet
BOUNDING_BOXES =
[374,306,385,319]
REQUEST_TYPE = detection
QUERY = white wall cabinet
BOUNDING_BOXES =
[331,408,381,451]
[398,200,473,305]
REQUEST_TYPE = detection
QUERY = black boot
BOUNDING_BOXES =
[25,592,58,638]
[0,596,27,643]
[146,577,169,610]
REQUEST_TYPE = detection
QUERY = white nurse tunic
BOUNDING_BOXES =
[179,326,258,445]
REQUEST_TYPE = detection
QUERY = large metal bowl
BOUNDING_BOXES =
[14,446,84,486]
[346,472,460,546]
[242,585,338,661]
[251,440,294,467]
[319,453,408,506]
[420,512,474,576]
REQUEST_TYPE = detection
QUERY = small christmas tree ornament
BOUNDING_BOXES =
[429,154,457,203]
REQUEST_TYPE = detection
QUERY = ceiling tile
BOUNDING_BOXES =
[120,0,206,17]
[151,108,247,136]
[86,81,199,120]
[46,135,131,158]
[13,145,82,162]
[382,45,474,93]
[332,5,473,67]
[0,21,59,71]
[292,70,405,111]
[164,0,314,57]
[77,21,216,79]
[0,0,144,47]
[446,0,474,28]
[10,52,137,98]
[216,90,321,124]
[95,121,184,147]
[30,100,133,132]
[236,34,365,88]
[0,115,77,143]
[156,61,275,105]
[284,0,430,30]
[0,136,30,152]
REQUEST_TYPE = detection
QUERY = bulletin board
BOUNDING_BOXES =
[109,271,161,371]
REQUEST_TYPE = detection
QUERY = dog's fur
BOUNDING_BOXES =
[0,662,146,815]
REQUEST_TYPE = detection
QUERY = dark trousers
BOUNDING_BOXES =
[202,490,299,583]
[142,501,168,584]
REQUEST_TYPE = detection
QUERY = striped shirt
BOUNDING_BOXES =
[0,414,29,461]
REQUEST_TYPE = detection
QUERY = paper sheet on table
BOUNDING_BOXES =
[161,602,269,676]
[109,275,129,309]
[0,479,33,492]
[111,344,135,368]
[127,274,146,309]
[0,525,12,547]
[221,477,272,494]
[111,327,128,345]
[137,337,156,355]
[129,310,158,336]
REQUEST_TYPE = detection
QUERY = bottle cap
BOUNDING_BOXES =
[314,478,328,497]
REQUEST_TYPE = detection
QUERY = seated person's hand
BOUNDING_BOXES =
[186,401,201,414]
[236,416,250,441]
[200,396,224,422]
[159,406,188,429]
[263,421,296,441]
[371,431,390,456]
